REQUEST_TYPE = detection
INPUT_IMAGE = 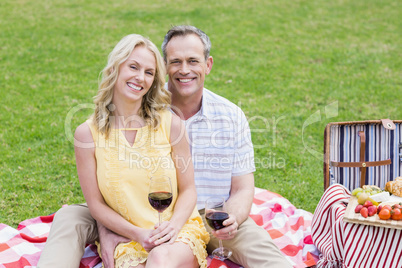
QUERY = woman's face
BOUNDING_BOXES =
[113,45,156,105]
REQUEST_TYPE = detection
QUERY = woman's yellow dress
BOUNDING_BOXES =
[87,110,209,268]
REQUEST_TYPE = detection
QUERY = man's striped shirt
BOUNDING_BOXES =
[184,88,256,209]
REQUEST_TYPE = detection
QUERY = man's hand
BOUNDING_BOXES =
[213,213,239,240]
[97,222,130,268]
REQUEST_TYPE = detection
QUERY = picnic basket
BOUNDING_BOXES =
[323,119,402,191]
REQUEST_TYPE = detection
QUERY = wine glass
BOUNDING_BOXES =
[205,197,232,260]
[148,175,173,226]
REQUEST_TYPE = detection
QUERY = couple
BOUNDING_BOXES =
[38,25,291,268]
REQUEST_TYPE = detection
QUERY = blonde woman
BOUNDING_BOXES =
[74,34,209,268]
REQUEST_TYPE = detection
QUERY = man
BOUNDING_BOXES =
[38,26,291,268]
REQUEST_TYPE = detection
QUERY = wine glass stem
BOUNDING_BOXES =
[219,239,223,254]
[158,212,162,226]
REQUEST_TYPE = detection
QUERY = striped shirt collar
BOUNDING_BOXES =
[169,87,213,122]
[185,88,215,122]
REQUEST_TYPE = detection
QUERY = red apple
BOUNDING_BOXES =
[355,205,364,213]
[368,206,377,217]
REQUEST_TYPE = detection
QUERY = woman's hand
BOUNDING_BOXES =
[137,229,160,252]
[149,221,179,245]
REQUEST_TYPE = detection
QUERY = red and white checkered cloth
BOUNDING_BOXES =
[0,188,319,268]
[312,184,402,268]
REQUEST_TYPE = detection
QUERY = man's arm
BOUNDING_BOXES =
[226,172,255,225]
[226,105,255,224]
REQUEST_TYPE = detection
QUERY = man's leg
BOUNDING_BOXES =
[203,216,292,268]
[37,204,98,268]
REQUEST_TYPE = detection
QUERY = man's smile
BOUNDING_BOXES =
[178,78,195,83]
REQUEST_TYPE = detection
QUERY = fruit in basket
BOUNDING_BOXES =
[352,185,386,199]
[355,205,364,213]
[377,205,382,214]
[378,208,391,220]
[368,206,377,216]
[382,205,392,211]
[367,197,379,206]
[360,207,368,218]
[351,187,363,196]
[363,200,373,208]
[391,208,402,220]
[357,193,369,205]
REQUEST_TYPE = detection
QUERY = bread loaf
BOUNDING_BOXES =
[385,177,402,197]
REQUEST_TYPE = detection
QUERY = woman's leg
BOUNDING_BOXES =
[146,241,198,268]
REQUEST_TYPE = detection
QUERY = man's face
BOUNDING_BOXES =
[165,34,213,102]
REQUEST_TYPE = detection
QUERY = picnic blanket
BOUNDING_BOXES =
[0,188,319,268]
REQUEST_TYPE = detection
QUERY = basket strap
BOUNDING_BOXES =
[331,159,392,168]
[359,131,366,187]
[330,131,392,187]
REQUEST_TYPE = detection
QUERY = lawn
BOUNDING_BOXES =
[0,0,401,227]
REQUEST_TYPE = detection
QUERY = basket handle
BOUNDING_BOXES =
[358,131,366,187]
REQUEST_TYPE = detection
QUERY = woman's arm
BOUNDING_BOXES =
[74,122,155,250]
[151,114,197,244]
[170,115,197,227]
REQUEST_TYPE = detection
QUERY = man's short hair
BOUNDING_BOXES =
[161,25,211,61]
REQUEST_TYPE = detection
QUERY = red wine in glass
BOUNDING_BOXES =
[148,191,173,213]
[149,176,172,226]
[205,197,232,260]
[206,211,229,230]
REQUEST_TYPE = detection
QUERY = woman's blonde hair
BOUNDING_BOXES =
[91,34,170,136]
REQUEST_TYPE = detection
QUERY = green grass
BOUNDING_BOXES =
[1,0,401,227]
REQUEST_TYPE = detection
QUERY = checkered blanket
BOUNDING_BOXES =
[0,188,319,268]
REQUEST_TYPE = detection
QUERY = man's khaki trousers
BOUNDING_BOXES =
[38,204,291,268]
